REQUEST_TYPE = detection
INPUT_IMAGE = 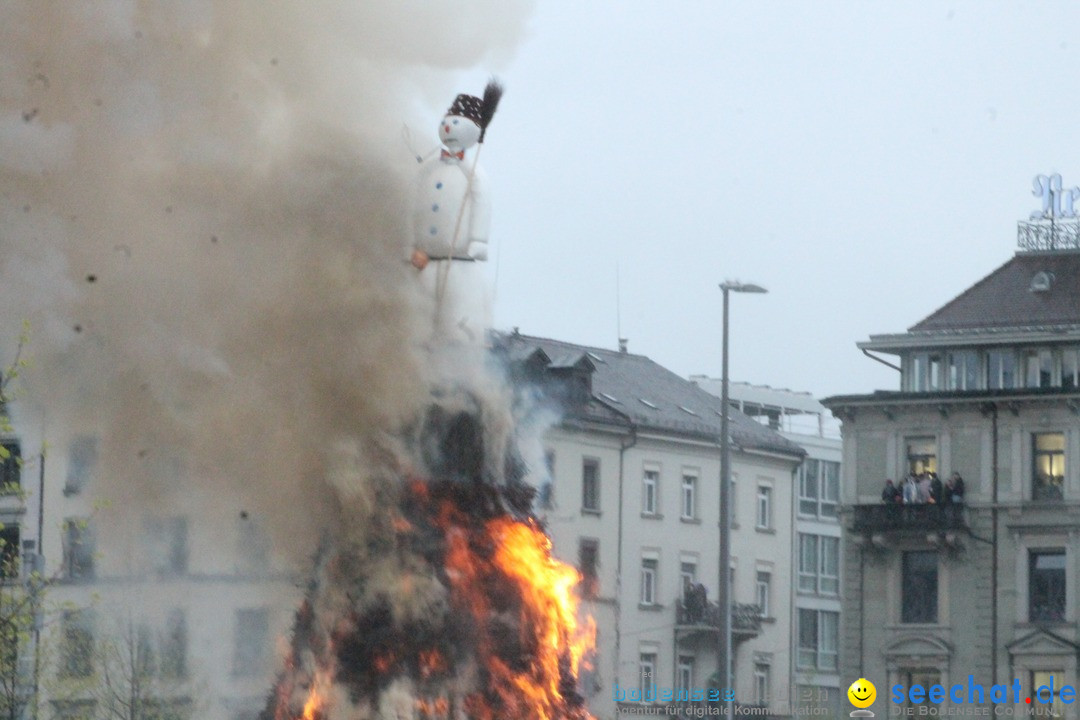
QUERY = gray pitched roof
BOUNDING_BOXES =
[910,250,1080,333]
[500,333,805,458]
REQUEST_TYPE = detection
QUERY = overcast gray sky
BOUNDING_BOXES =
[443,2,1080,399]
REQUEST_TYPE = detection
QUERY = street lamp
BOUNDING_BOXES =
[717,280,767,715]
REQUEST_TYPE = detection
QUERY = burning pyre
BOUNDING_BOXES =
[265,396,595,720]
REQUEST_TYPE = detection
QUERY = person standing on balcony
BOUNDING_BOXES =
[902,474,920,504]
[929,472,943,504]
[947,472,965,504]
[881,479,901,503]
[917,473,932,503]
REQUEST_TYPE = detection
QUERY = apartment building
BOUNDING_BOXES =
[694,379,844,717]
[3,419,299,720]
[823,223,1080,718]
[498,332,805,720]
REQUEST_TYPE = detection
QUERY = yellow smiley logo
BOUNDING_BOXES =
[847,678,877,708]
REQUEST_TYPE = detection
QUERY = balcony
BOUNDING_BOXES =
[851,503,967,533]
[675,598,762,643]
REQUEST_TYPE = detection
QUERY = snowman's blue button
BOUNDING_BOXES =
[432,204,439,212]
[435,182,443,189]
[429,227,437,235]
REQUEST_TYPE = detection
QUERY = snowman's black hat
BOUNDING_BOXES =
[448,94,483,125]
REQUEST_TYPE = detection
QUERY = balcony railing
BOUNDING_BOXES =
[852,503,967,533]
[676,599,762,639]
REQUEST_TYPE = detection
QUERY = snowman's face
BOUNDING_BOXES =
[439,114,481,152]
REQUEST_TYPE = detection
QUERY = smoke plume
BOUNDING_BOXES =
[0,0,534,561]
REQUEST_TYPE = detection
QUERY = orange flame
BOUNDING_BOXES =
[300,671,331,720]
[441,507,596,720]
[490,518,596,680]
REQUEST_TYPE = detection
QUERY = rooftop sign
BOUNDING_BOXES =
[1030,173,1080,220]
[1018,174,1080,251]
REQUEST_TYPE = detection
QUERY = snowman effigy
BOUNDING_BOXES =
[410,81,502,343]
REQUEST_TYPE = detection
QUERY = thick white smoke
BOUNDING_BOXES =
[0,1,534,561]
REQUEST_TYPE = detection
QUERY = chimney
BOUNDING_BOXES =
[618,338,628,354]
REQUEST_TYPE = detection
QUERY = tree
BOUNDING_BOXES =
[0,324,39,720]
[43,609,196,720]
[0,549,38,720]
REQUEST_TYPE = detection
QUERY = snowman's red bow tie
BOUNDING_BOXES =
[441,149,465,161]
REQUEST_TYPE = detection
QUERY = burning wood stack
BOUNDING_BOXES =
[262,402,594,720]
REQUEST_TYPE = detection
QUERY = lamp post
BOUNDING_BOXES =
[718,280,767,715]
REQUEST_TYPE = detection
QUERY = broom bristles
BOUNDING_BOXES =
[478,79,503,143]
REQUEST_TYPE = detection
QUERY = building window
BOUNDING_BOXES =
[579,539,599,599]
[538,450,555,509]
[1030,671,1066,718]
[159,609,187,679]
[639,652,657,695]
[135,623,155,678]
[821,462,839,517]
[987,349,1017,389]
[911,353,944,392]
[754,663,770,705]
[680,561,697,598]
[799,460,839,518]
[1063,348,1080,389]
[799,461,818,516]
[820,537,839,595]
[1033,433,1065,501]
[144,517,188,576]
[1025,349,1055,388]
[233,608,269,676]
[642,468,659,515]
[901,551,938,624]
[1029,549,1066,622]
[911,352,944,391]
[236,515,269,575]
[948,350,980,391]
[640,558,658,606]
[63,517,95,581]
[756,486,772,529]
[64,436,98,496]
[582,458,599,512]
[0,525,18,579]
[59,610,94,678]
[798,534,817,593]
[756,571,771,617]
[677,656,694,696]
[0,440,20,494]
[907,437,937,476]
[797,609,838,670]
[681,473,697,519]
[798,534,838,595]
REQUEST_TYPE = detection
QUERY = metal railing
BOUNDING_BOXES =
[1018,219,1080,251]
[676,599,762,636]
[852,503,967,533]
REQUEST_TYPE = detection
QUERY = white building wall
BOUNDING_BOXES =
[17,419,302,720]
[540,424,799,720]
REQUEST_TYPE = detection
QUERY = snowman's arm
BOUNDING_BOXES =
[465,169,491,261]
